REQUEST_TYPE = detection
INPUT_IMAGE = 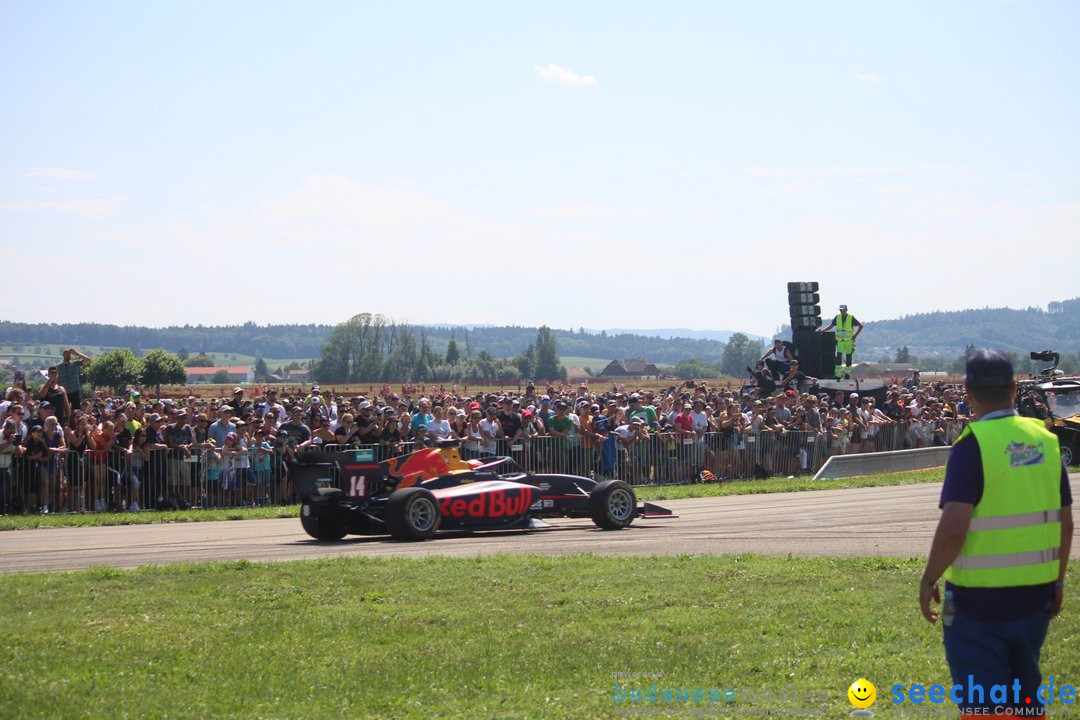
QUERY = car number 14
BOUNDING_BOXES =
[348,476,366,497]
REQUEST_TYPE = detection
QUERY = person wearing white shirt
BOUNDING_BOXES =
[479,407,503,455]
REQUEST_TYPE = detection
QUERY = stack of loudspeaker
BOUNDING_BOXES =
[787,281,835,379]
[793,327,836,380]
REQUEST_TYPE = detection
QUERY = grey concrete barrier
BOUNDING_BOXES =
[812,446,951,481]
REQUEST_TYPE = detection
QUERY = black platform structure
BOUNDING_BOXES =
[787,281,886,403]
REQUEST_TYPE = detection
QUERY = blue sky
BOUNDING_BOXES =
[2,0,1077,338]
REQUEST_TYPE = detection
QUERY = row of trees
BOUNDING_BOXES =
[84,349,188,397]
[0,321,330,359]
[313,314,566,383]
[883,345,1080,376]
[669,333,765,380]
[0,320,737,365]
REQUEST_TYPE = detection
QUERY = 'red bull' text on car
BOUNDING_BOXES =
[289,441,675,541]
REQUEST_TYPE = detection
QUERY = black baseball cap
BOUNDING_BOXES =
[965,349,1013,388]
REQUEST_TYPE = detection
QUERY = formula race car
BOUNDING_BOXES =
[289,442,675,541]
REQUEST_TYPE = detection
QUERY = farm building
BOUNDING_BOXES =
[599,358,660,380]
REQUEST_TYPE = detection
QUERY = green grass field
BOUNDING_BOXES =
[0,504,299,531]
[0,466,1075,718]
[1,555,1077,719]
[0,344,311,370]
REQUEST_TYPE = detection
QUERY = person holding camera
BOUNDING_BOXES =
[58,348,91,410]
[278,406,311,447]
[37,367,72,427]
[779,360,813,394]
[749,361,777,397]
[0,419,21,514]
[349,401,380,445]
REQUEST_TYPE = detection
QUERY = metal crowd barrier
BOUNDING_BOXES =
[0,446,301,515]
[0,419,966,514]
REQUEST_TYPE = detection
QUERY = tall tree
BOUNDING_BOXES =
[513,344,536,379]
[534,326,565,380]
[87,349,142,395]
[186,352,214,367]
[721,333,763,377]
[675,357,721,379]
[140,348,188,399]
[445,332,461,365]
[416,328,436,381]
[253,357,270,382]
[382,327,418,381]
[314,313,387,382]
[895,346,911,363]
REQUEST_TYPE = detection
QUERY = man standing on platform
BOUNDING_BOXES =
[819,304,863,379]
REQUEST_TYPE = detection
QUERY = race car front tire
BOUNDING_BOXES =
[385,487,441,541]
[300,509,348,541]
[589,480,636,530]
[1060,438,1078,468]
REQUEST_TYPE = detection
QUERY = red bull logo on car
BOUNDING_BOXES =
[439,486,535,519]
[1007,441,1045,467]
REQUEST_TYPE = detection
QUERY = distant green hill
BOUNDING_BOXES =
[1,298,1076,371]
[0,321,733,365]
[862,298,1080,354]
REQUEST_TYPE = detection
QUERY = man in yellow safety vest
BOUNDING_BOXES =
[818,304,862,379]
[920,349,1072,716]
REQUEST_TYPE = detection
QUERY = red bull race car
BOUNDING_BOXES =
[289,442,675,541]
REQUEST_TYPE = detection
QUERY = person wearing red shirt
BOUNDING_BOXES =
[672,404,695,481]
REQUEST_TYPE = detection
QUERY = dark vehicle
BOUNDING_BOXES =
[289,442,675,541]
[1017,351,1080,467]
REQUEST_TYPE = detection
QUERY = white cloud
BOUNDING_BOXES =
[0,198,120,218]
[522,202,660,223]
[856,73,882,84]
[534,63,599,88]
[24,167,95,180]
[759,180,826,197]
[754,196,1080,325]
[26,174,630,327]
[744,163,973,180]
[253,173,459,231]
[746,165,903,178]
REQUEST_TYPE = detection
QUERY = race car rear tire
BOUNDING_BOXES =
[1060,438,1078,468]
[300,510,348,541]
[385,487,441,541]
[589,480,636,530]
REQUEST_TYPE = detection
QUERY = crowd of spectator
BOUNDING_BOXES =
[0,348,974,515]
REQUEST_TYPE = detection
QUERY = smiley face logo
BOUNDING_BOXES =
[848,679,876,716]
